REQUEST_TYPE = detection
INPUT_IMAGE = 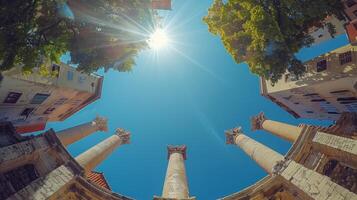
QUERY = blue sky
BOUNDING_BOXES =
[48,1,349,199]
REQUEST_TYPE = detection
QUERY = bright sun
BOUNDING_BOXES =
[148,29,169,49]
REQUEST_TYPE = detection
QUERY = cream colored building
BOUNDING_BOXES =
[309,15,347,45]
[0,62,103,133]
[0,118,132,200]
[260,44,357,120]
[222,112,357,200]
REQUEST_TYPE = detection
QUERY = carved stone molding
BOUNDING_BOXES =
[251,112,267,131]
[115,129,130,144]
[92,116,108,132]
[167,145,187,160]
[225,127,243,145]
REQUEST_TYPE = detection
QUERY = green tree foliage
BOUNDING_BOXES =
[0,0,155,73]
[203,0,345,84]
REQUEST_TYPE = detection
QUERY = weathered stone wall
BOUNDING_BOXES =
[279,160,357,200]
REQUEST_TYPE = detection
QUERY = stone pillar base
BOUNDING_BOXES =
[153,196,196,200]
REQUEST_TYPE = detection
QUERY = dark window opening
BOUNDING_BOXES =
[316,60,327,72]
[337,97,357,101]
[346,0,356,7]
[20,108,34,118]
[44,107,56,114]
[303,93,319,96]
[328,112,340,114]
[323,160,357,193]
[4,164,39,193]
[311,99,326,102]
[306,111,314,114]
[31,93,50,104]
[339,51,352,65]
[3,92,22,104]
[354,10,357,17]
[51,64,60,77]
[330,90,350,94]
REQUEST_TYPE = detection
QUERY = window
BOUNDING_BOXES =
[328,112,340,114]
[4,164,38,192]
[339,51,352,65]
[30,93,50,104]
[3,92,22,103]
[346,0,356,7]
[44,107,56,114]
[316,60,327,72]
[20,108,34,118]
[67,71,74,80]
[306,111,314,114]
[52,64,60,77]
[354,10,357,17]
[78,76,86,83]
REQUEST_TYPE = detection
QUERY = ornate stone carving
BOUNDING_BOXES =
[225,127,243,145]
[251,112,267,131]
[115,129,130,144]
[167,145,187,160]
[92,116,108,132]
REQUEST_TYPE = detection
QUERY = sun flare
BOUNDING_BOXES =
[148,28,169,49]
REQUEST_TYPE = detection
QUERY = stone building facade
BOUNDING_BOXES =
[0,117,132,200]
[222,112,357,200]
[0,62,103,134]
[260,44,357,120]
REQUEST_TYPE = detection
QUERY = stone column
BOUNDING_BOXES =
[57,116,108,146]
[157,145,194,200]
[226,127,284,174]
[75,128,130,173]
[251,112,302,142]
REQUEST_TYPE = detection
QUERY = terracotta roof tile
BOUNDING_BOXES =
[87,171,111,190]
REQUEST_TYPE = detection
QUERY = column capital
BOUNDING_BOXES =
[225,126,243,145]
[167,145,187,160]
[115,128,130,144]
[92,116,108,131]
[251,112,267,131]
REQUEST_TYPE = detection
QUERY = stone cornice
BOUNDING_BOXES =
[251,112,267,131]
[225,127,243,145]
[93,116,108,132]
[167,145,187,160]
[115,128,131,144]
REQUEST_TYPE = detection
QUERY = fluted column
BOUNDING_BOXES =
[251,112,302,142]
[156,145,194,200]
[75,128,130,173]
[57,116,108,146]
[226,127,284,174]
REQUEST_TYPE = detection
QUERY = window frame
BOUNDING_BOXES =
[20,108,35,118]
[339,51,352,65]
[316,59,327,72]
[3,92,22,104]
[30,93,50,104]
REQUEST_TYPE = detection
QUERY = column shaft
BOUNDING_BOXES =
[57,116,107,146]
[57,122,97,146]
[75,129,129,173]
[162,152,190,199]
[262,120,302,142]
[235,134,284,174]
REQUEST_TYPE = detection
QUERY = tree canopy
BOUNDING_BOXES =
[203,0,345,84]
[0,0,156,73]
